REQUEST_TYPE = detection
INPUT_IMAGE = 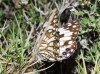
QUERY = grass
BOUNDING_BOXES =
[0,0,100,74]
[75,41,100,74]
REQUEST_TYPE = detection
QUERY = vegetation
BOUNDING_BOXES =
[0,0,100,74]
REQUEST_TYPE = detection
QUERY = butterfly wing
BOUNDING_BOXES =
[58,20,80,60]
[37,8,80,61]
[38,14,59,61]
[38,19,80,61]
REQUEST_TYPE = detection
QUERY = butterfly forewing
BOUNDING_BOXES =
[38,14,59,61]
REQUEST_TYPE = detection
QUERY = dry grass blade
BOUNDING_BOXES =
[20,8,57,74]
[24,63,55,74]
[81,50,87,74]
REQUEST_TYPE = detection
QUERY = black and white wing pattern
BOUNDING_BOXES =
[37,9,80,62]
[58,20,80,60]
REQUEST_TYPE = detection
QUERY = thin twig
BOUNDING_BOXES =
[59,0,74,14]
[0,20,9,32]
[23,9,33,26]
[20,9,57,74]
[24,63,55,74]
[55,1,59,11]
[92,54,99,74]
[81,50,87,74]
[34,6,48,15]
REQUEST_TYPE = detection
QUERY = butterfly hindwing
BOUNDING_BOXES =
[58,20,80,60]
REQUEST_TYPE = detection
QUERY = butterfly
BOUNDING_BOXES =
[36,9,80,62]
